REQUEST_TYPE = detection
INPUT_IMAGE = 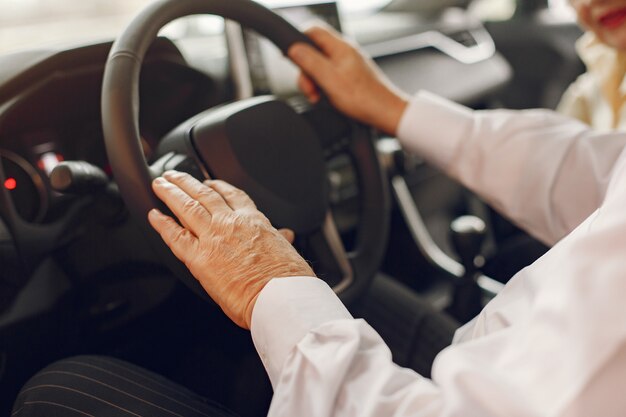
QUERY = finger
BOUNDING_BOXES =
[302,24,348,57]
[152,177,211,236]
[288,43,336,91]
[278,228,295,244]
[148,208,198,266]
[297,73,320,103]
[163,171,231,215]
[205,180,257,211]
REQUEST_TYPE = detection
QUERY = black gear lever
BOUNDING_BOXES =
[447,215,487,323]
[451,215,486,275]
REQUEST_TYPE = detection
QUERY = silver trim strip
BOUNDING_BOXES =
[322,212,354,294]
[365,27,496,65]
[391,175,504,298]
[224,20,254,100]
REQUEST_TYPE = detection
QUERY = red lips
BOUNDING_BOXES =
[599,7,626,29]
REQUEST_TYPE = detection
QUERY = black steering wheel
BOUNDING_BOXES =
[101,0,389,304]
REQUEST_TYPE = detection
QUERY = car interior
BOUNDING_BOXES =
[0,0,585,415]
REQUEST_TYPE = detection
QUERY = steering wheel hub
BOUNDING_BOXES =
[191,97,328,234]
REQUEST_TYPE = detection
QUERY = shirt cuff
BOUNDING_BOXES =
[250,277,352,387]
[396,90,474,172]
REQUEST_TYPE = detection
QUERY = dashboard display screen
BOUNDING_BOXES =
[243,2,342,96]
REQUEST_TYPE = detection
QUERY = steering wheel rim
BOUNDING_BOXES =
[102,0,390,304]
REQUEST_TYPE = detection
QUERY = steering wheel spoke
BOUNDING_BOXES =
[300,212,354,294]
[149,152,207,182]
[289,98,353,157]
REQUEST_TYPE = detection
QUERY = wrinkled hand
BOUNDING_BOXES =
[148,171,315,329]
[288,25,409,136]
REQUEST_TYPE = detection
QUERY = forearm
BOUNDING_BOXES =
[268,319,443,417]
[252,277,353,384]
[396,91,626,245]
[252,278,445,417]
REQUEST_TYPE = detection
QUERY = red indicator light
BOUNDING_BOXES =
[4,177,17,190]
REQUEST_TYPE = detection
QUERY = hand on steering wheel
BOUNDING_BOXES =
[289,25,409,136]
[149,171,315,329]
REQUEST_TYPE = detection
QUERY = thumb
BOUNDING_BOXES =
[288,43,334,90]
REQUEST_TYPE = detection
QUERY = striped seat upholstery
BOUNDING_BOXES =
[12,356,237,417]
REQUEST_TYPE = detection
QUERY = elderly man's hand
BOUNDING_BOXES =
[148,171,315,329]
[288,25,409,136]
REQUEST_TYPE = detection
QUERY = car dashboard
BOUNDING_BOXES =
[0,39,221,223]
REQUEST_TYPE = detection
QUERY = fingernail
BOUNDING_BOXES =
[153,177,166,186]
[309,93,320,104]
[163,170,178,178]
[148,208,161,219]
[289,44,303,59]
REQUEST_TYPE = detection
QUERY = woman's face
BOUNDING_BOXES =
[572,0,626,51]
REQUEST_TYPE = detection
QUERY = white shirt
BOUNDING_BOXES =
[251,90,626,416]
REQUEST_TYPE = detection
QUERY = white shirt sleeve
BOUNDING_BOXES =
[397,91,626,245]
[251,278,444,416]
